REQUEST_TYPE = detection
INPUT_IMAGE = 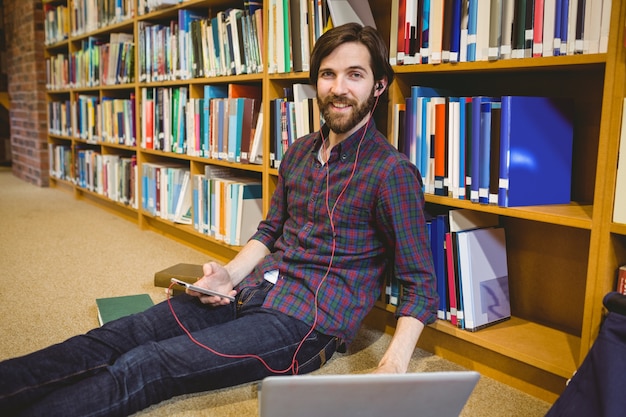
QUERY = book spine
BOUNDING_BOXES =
[618,266,626,295]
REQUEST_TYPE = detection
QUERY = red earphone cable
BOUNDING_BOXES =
[166,92,381,375]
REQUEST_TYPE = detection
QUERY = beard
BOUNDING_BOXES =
[317,88,376,134]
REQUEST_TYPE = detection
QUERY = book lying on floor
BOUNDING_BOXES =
[96,294,154,326]
[154,263,204,289]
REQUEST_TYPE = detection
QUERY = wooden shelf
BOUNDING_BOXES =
[611,222,626,236]
[426,197,594,229]
[429,318,579,379]
[393,53,607,74]
[374,301,578,379]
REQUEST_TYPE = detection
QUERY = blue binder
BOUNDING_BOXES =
[498,96,574,207]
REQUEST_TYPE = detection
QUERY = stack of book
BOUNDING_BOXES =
[75,149,138,208]
[137,4,263,82]
[267,0,376,74]
[43,2,70,45]
[192,166,263,247]
[140,83,262,164]
[269,83,320,169]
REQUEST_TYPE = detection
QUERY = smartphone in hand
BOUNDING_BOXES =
[170,278,235,302]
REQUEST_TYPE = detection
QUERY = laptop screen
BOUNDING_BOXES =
[259,371,479,417]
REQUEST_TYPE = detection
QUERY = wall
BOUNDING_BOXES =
[3,0,47,185]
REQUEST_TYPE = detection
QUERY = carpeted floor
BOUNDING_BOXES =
[0,167,552,416]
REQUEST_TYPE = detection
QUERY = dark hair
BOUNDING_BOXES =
[309,23,395,88]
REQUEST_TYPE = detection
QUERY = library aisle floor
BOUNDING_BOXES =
[0,167,551,416]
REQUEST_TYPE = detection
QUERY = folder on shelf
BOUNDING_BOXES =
[498,96,574,207]
[456,226,511,331]
[235,180,263,246]
[448,209,501,329]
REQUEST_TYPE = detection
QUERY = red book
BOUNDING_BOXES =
[445,232,458,326]
[618,265,626,295]
[533,0,545,57]
[434,100,447,196]
[144,95,154,150]
[228,83,262,101]
[397,0,407,64]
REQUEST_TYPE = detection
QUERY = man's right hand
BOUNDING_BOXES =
[187,262,237,306]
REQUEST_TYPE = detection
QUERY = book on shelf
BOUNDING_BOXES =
[190,166,262,246]
[532,0,545,57]
[292,83,319,138]
[448,0,463,63]
[249,108,264,165]
[44,3,70,45]
[238,98,260,164]
[477,98,500,204]
[523,0,534,57]
[193,165,232,235]
[139,83,260,164]
[270,85,320,169]
[388,0,612,64]
[475,0,491,62]
[105,32,134,85]
[488,0,503,60]
[488,101,502,205]
[138,0,179,16]
[96,294,154,326]
[456,226,511,332]
[141,163,189,221]
[289,0,311,72]
[617,265,626,295]
[388,0,402,65]
[269,0,333,73]
[428,0,445,64]
[448,209,500,329]
[327,0,377,28]
[419,1,430,64]
[398,86,451,195]
[445,230,458,324]
[202,85,229,158]
[433,97,448,196]
[154,263,204,289]
[173,169,192,225]
[137,5,263,80]
[231,179,263,246]
[613,98,626,224]
[429,213,449,320]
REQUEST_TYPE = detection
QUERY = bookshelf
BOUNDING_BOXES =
[365,0,626,403]
[43,0,626,404]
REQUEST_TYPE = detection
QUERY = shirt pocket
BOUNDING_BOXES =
[330,196,374,232]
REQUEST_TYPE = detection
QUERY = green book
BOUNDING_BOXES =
[96,294,154,326]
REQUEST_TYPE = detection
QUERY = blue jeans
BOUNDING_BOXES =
[0,280,339,416]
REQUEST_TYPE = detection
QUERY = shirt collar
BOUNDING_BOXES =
[311,120,378,158]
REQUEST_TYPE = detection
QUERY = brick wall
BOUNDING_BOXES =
[4,0,48,186]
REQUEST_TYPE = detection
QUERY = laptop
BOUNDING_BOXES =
[258,371,480,417]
